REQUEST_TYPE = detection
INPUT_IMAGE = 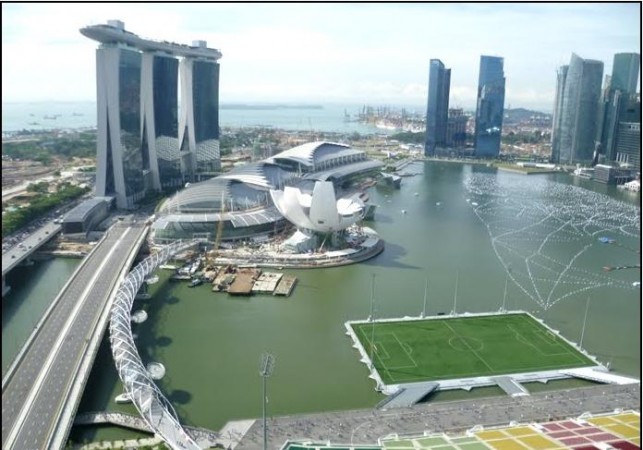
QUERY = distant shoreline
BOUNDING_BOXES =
[219,103,323,110]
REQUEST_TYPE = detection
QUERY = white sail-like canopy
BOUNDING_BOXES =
[270,181,364,233]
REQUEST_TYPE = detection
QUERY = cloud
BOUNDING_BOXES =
[2,3,640,109]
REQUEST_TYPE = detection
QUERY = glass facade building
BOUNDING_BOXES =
[553,53,604,165]
[142,53,182,190]
[95,46,146,209]
[179,58,221,180]
[611,53,640,94]
[193,60,221,174]
[596,53,640,162]
[474,56,505,157]
[82,21,222,209]
[424,59,451,156]
[551,65,569,164]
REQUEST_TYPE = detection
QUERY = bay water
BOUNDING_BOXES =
[3,162,639,443]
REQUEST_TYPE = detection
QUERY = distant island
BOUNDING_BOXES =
[220,103,323,110]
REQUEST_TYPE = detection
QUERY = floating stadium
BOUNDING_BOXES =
[345,311,639,408]
[151,141,384,244]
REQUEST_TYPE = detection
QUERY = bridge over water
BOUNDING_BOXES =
[2,221,62,296]
[1,223,148,450]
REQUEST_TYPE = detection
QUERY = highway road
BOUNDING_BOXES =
[2,222,62,277]
[1,222,147,450]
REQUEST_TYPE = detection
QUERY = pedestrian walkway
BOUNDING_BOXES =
[75,412,220,448]
[235,383,640,450]
[492,376,529,397]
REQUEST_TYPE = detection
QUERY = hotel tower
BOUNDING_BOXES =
[81,20,222,209]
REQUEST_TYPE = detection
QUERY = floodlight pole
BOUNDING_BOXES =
[422,277,428,318]
[501,274,508,312]
[259,352,275,450]
[370,274,376,368]
[579,296,591,349]
[452,270,459,316]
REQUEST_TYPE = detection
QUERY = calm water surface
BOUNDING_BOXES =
[2,257,80,373]
[5,162,638,443]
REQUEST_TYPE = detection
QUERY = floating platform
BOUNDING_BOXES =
[227,269,261,296]
[252,272,283,294]
[346,311,608,396]
[274,275,297,296]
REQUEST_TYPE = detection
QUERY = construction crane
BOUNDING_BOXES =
[206,192,225,268]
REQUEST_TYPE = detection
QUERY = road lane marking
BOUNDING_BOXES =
[3,227,132,450]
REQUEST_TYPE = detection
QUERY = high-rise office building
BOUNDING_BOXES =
[551,53,603,165]
[424,59,451,156]
[596,53,640,162]
[474,56,505,157]
[615,122,641,172]
[551,65,569,164]
[446,109,468,148]
[81,20,222,209]
[610,53,640,94]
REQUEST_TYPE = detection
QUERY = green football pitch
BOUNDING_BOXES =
[350,313,595,385]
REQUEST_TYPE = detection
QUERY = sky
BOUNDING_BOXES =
[2,3,641,111]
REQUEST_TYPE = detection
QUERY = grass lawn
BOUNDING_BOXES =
[350,313,595,385]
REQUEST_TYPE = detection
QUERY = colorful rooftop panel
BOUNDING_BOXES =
[372,410,640,450]
[281,411,640,450]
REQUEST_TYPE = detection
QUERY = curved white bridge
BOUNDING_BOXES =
[110,239,205,450]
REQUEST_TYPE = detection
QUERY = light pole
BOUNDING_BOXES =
[259,352,275,450]
[369,274,376,369]
[422,277,428,318]
[501,274,508,312]
[579,296,591,349]
[452,269,459,316]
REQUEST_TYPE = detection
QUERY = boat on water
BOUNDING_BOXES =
[159,264,178,270]
[378,172,402,189]
[115,392,132,404]
[188,278,203,287]
[573,167,595,179]
[188,258,201,275]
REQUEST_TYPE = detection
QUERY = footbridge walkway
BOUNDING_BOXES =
[108,238,208,450]
[74,412,220,448]
[2,223,148,450]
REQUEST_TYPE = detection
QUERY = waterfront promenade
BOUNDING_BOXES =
[74,412,220,448]
[234,383,640,449]
[1,222,148,450]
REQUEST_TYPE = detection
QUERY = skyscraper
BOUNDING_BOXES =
[94,45,145,209]
[551,65,569,164]
[551,53,603,165]
[424,59,451,156]
[596,53,640,162]
[610,53,640,94]
[81,20,222,209]
[179,51,221,178]
[142,53,181,191]
[474,56,505,157]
